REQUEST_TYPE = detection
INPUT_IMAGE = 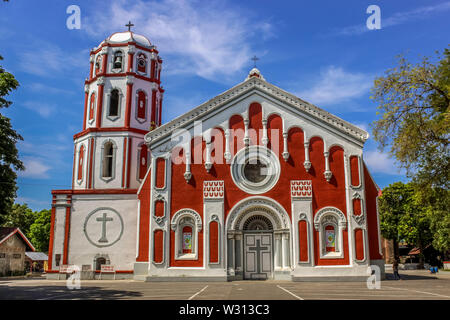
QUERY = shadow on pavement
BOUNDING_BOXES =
[0,284,143,300]
[385,272,438,281]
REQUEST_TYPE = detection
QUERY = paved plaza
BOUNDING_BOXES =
[0,270,449,300]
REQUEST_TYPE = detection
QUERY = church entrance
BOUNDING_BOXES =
[244,232,273,280]
[243,215,273,280]
[226,197,291,281]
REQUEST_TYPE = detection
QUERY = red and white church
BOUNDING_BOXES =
[47,28,384,281]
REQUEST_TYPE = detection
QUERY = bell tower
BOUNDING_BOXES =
[72,25,164,191]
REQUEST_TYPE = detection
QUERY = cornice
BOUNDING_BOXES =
[144,77,370,147]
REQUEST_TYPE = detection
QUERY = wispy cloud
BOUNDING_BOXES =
[18,41,87,77]
[364,150,405,175]
[82,0,272,81]
[333,2,450,36]
[27,83,75,95]
[22,101,57,118]
[17,141,71,179]
[18,157,52,179]
[296,66,372,106]
[15,197,50,207]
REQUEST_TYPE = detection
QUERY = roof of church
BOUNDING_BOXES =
[145,69,370,147]
[103,31,153,48]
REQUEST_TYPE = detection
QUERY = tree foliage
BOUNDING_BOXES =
[2,203,36,236]
[2,203,52,252]
[0,55,23,224]
[28,209,51,252]
[371,49,450,188]
[379,182,449,260]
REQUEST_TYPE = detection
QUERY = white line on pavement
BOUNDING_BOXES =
[277,285,304,300]
[384,286,450,299]
[188,285,209,300]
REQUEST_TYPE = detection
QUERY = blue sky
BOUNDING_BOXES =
[0,0,449,210]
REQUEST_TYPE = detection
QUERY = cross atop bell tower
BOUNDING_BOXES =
[125,21,134,32]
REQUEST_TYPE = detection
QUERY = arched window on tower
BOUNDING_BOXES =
[137,91,146,120]
[137,53,147,74]
[113,51,123,70]
[77,144,85,181]
[95,55,102,75]
[102,141,114,179]
[150,59,156,79]
[138,144,149,180]
[109,89,119,117]
[89,92,96,121]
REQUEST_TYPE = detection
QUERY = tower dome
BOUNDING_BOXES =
[105,31,153,48]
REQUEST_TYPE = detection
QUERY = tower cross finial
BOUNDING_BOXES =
[251,55,259,68]
[125,21,134,32]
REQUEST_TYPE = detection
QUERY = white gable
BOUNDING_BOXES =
[145,72,369,155]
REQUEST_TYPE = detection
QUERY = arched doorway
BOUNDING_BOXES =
[242,214,273,280]
[226,197,292,280]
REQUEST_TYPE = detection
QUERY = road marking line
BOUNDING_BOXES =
[188,285,208,300]
[277,285,304,300]
[384,286,450,299]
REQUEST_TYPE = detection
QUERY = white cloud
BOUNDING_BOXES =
[354,122,369,133]
[18,157,52,179]
[17,141,71,180]
[15,197,50,207]
[22,101,56,118]
[19,41,87,77]
[27,83,75,95]
[83,0,272,80]
[364,150,404,175]
[296,66,372,105]
[334,2,450,36]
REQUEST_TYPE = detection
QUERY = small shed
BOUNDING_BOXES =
[0,227,35,276]
[25,252,48,273]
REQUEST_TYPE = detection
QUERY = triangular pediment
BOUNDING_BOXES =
[145,75,369,148]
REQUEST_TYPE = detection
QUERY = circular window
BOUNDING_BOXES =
[243,158,268,183]
[230,146,280,194]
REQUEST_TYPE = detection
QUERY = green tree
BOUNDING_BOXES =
[2,203,35,235]
[0,55,24,224]
[28,209,51,252]
[378,182,414,262]
[415,187,450,256]
[371,48,450,189]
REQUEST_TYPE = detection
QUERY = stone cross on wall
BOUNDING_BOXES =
[96,212,113,243]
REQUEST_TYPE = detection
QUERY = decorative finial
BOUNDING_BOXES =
[251,55,259,68]
[125,21,134,32]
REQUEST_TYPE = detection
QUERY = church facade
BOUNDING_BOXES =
[47,30,384,281]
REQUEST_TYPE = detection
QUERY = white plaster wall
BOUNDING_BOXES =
[52,206,66,268]
[67,194,138,270]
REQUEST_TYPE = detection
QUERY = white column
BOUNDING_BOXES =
[224,129,231,163]
[262,119,268,147]
[282,232,290,269]
[282,132,289,161]
[228,233,235,275]
[323,151,332,182]
[304,142,311,172]
[274,233,282,270]
[184,146,192,182]
[243,119,250,146]
[204,142,212,172]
